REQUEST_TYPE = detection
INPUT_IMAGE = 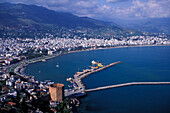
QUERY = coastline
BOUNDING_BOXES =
[66,44,170,56]
[13,44,170,77]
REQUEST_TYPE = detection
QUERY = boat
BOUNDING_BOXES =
[98,63,103,67]
[91,60,97,64]
[68,85,72,87]
[56,65,59,67]
[90,66,99,69]
[66,78,72,81]
[42,59,46,62]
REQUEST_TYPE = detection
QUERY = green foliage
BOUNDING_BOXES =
[21,48,47,59]
[55,97,73,113]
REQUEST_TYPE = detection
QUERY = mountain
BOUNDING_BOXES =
[114,18,170,35]
[0,3,142,38]
[0,3,113,28]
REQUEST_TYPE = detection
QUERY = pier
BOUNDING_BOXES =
[73,61,122,89]
[65,61,122,97]
[79,61,122,79]
[85,82,170,92]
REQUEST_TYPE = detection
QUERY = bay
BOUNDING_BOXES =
[25,46,170,113]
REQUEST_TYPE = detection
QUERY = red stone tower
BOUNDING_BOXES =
[49,83,64,102]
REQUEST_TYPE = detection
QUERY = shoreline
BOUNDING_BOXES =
[13,44,170,77]
[65,44,170,56]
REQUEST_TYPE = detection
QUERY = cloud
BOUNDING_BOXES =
[76,1,97,8]
[106,0,129,3]
[0,0,170,21]
[113,0,170,18]
[106,0,118,2]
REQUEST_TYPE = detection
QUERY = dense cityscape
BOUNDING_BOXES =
[1,34,169,58]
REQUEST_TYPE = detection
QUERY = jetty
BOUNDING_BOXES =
[73,61,122,89]
[79,61,122,79]
[65,61,122,97]
[85,82,170,92]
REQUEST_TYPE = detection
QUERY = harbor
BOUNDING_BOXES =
[65,61,122,97]
[23,46,170,113]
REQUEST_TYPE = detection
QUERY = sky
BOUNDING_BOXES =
[1,0,170,21]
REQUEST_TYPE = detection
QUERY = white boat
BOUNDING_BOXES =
[42,59,46,62]
[91,60,97,64]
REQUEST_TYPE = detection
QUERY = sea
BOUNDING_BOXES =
[24,46,170,113]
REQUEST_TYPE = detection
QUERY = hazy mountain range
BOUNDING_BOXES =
[114,18,170,35]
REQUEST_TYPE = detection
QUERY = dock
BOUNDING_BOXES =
[73,61,122,89]
[79,61,122,79]
[65,61,122,97]
[85,82,170,92]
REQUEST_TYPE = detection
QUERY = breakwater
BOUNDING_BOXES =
[65,61,122,97]
[85,82,170,92]
[79,61,122,79]
[73,61,122,90]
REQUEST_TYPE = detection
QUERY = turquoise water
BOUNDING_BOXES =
[25,46,170,113]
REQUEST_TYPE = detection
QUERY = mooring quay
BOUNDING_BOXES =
[73,61,122,90]
[65,61,122,97]
[79,61,122,79]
